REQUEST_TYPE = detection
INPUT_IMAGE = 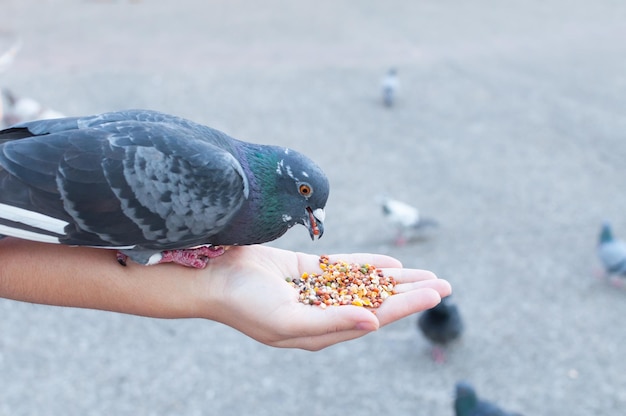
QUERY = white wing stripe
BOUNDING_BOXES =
[0,223,61,244]
[0,203,69,234]
[88,244,137,250]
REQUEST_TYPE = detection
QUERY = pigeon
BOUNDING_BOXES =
[0,109,329,268]
[381,68,398,107]
[597,221,626,288]
[417,296,463,363]
[0,32,21,74]
[380,196,438,246]
[1,88,66,128]
[454,381,523,416]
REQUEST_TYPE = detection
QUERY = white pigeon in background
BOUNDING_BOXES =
[0,32,21,74]
[0,32,22,126]
[1,88,65,128]
[380,196,438,246]
[381,68,398,107]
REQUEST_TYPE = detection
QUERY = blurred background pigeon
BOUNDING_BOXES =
[597,221,626,288]
[1,88,66,128]
[454,381,523,416]
[0,31,21,74]
[0,33,66,129]
[381,67,398,107]
[0,31,22,127]
[417,296,464,363]
[380,196,438,246]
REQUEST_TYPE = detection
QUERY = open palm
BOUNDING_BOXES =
[201,245,451,350]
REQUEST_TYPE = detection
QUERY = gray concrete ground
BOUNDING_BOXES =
[1,1,625,415]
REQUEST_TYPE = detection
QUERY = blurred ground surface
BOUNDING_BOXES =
[1,1,626,415]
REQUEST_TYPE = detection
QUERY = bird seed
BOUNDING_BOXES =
[287,255,397,309]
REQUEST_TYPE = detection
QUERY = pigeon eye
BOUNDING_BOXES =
[298,183,312,197]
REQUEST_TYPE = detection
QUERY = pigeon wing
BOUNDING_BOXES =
[0,117,248,249]
[598,240,626,274]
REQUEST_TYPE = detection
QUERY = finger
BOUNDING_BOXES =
[393,277,452,296]
[379,268,439,284]
[270,305,379,350]
[272,302,379,341]
[273,286,447,350]
[375,287,443,327]
[272,328,375,351]
[327,253,402,268]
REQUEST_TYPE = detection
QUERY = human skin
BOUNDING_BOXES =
[0,238,451,351]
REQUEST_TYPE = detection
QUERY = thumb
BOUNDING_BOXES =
[292,303,380,335]
[269,305,380,350]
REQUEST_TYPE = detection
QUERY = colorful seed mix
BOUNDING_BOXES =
[287,255,397,309]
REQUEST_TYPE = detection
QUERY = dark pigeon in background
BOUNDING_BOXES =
[381,68,398,107]
[418,296,463,363]
[597,221,626,288]
[0,109,329,268]
[380,196,438,246]
[454,381,523,416]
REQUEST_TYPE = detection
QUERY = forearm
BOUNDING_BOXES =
[0,238,452,351]
[0,238,206,319]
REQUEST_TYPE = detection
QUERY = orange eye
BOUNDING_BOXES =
[298,183,312,197]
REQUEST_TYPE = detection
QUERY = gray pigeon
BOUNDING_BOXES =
[454,381,523,416]
[381,68,398,107]
[0,109,329,268]
[417,296,463,363]
[597,221,626,287]
[380,196,438,246]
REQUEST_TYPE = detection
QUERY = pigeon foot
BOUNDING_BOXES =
[432,346,446,364]
[157,246,226,268]
[117,251,129,266]
[608,275,626,289]
[116,246,226,268]
[394,235,408,247]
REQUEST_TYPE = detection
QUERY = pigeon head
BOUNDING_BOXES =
[599,221,614,245]
[218,143,329,246]
[272,147,329,240]
[427,296,456,319]
[454,381,479,415]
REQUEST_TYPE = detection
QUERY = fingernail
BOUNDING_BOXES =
[355,321,377,331]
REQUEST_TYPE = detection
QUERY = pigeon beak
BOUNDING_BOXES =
[305,207,325,240]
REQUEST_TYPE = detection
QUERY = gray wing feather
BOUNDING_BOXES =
[0,111,248,249]
[106,128,247,243]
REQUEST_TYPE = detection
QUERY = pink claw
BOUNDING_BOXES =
[608,275,626,289]
[157,246,226,268]
[117,251,129,266]
[394,234,408,247]
[432,346,446,364]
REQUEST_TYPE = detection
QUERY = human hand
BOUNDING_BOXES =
[0,239,450,351]
[199,245,451,351]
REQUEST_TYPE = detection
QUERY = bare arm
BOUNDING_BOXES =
[0,238,451,350]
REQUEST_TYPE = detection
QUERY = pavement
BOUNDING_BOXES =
[1,1,625,415]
